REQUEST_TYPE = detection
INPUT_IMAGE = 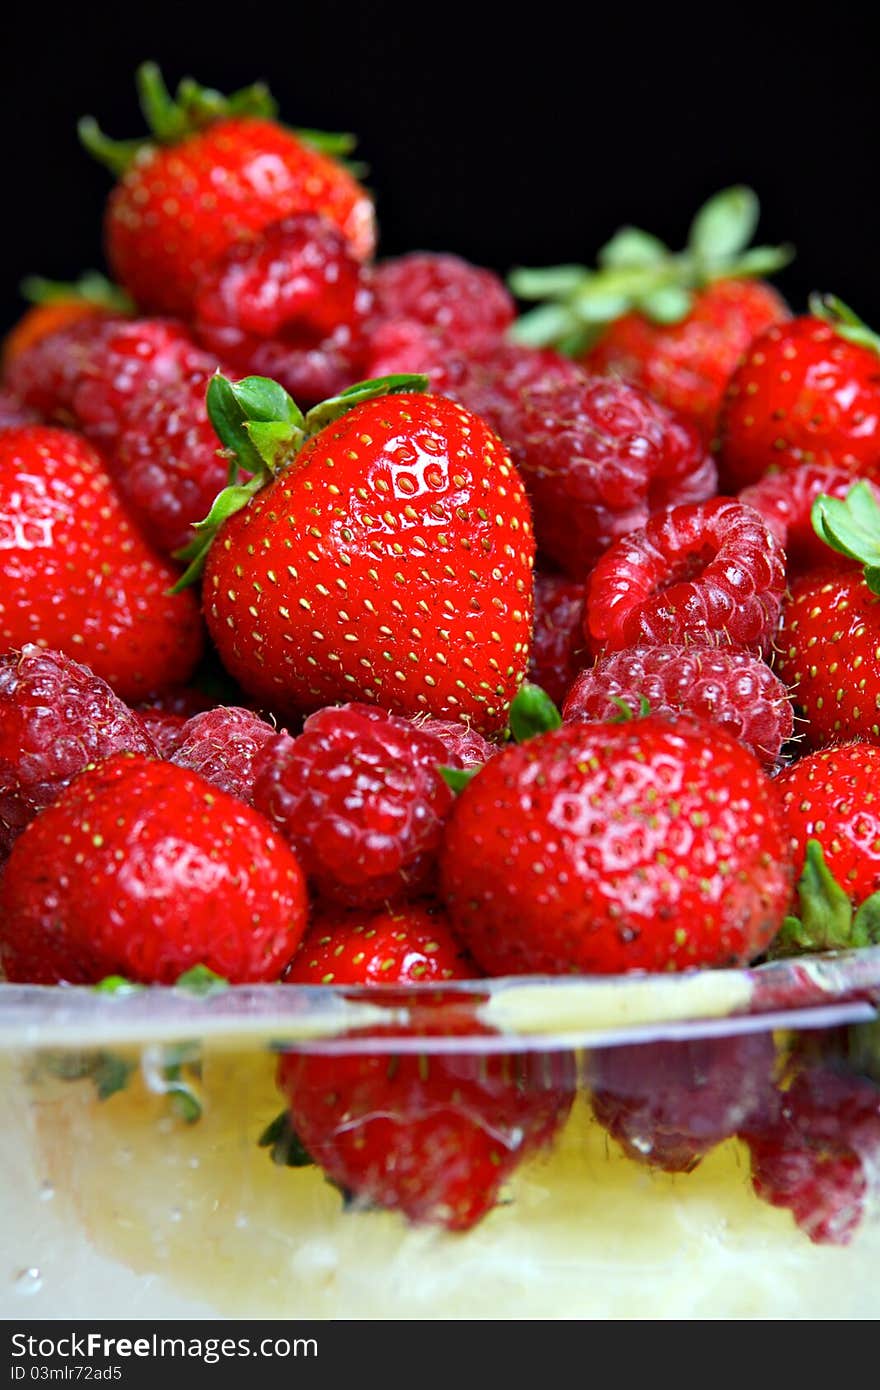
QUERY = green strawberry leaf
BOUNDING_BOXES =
[508,265,591,300]
[725,244,795,279]
[808,293,880,356]
[174,965,229,996]
[439,765,480,793]
[508,683,562,743]
[688,186,760,264]
[207,373,305,481]
[811,482,880,594]
[77,117,145,176]
[770,839,869,957]
[597,227,670,270]
[171,475,265,590]
[637,285,694,324]
[93,974,143,996]
[259,1110,315,1167]
[20,271,134,313]
[507,301,584,348]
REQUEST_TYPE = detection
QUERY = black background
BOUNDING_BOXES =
[1,2,876,330]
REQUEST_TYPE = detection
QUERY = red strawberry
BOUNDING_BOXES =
[775,743,880,917]
[741,1064,880,1245]
[440,715,792,975]
[277,1032,575,1230]
[718,297,880,490]
[285,900,478,985]
[583,498,786,658]
[81,65,375,317]
[183,374,534,735]
[0,644,157,860]
[0,752,308,985]
[510,187,790,439]
[0,426,203,699]
[739,463,879,577]
[563,645,794,768]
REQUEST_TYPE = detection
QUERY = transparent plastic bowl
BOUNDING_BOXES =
[2,947,879,1320]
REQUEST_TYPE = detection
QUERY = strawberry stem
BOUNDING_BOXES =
[808,294,880,357]
[20,271,134,314]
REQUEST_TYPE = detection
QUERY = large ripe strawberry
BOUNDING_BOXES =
[178,374,534,735]
[81,63,375,317]
[718,297,880,490]
[0,752,308,985]
[276,1027,575,1230]
[285,899,478,985]
[440,714,792,975]
[0,425,203,698]
[775,482,880,747]
[510,187,790,439]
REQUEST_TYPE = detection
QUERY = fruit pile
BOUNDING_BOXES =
[1,66,880,1243]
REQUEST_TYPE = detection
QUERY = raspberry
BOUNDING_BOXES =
[563,645,794,767]
[110,367,231,555]
[0,645,157,860]
[590,1032,778,1173]
[285,900,478,985]
[252,703,455,907]
[584,498,786,657]
[371,252,515,356]
[71,318,220,451]
[194,214,372,407]
[170,705,278,806]
[0,389,39,431]
[413,718,497,769]
[775,743,880,902]
[364,318,448,380]
[4,316,122,420]
[507,376,717,578]
[742,1065,880,1245]
[528,572,588,706]
[739,465,875,577]
[437,342,587,441]
[137,707,188,758]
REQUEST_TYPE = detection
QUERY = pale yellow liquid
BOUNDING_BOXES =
[2,1044,879,1319]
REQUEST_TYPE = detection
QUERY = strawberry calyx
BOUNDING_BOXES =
[80,61,360,177]
[808,293,880,357]
[172,371,429,589]
[20,271,134,314]
[509,186,793,355]
[770,840,880,958]
[259,1110,316,1168]
[508,681,562,743]
[812,481,880,595]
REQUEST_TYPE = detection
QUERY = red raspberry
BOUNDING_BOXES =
[0,645,157,860]
[71,318,220,451]
[437,343,587,441]
[137,707,188,758]
[563,645,794,767]
[109,367,231,555]
[590,1032,778,1173]
[194,215,372,407]
[253,703,455,907]
[506,376,716,579]
[528,572,589,706]
[584,498,786,657]
[775,743,880,902]
[742,1065,880,1245]
[739,464,877,577]
[0,389,39,431]
[285,900,478,985]
[371,252,515,356]
[364,318,448,380]
[4,316,123,420]
[413,718,497,769]
[170,705,278,806]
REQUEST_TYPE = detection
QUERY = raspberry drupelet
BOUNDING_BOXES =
[252,703,455,908]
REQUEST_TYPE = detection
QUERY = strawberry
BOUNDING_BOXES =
[0,426,203,699]
[180,374,534,734]
[774,482,880,747]
[440,714,792,975]
[81,64,375,317]
[510,187,790,439]
[718,297,880,490]
[1,272,131,372]
[276,1031,575,1230]
[284,900,478,985]
[775,744,880,907]
[0,752,308,985]
[739,464,879,577]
